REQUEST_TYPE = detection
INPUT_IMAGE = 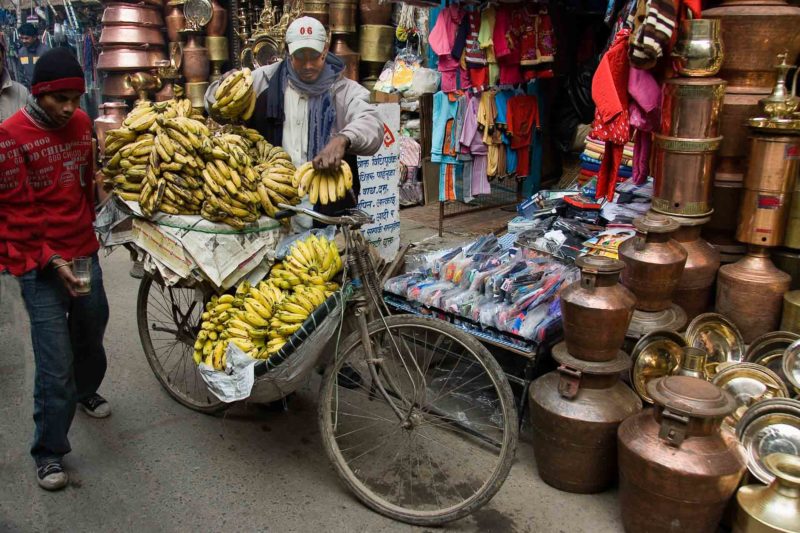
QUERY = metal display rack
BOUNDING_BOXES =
[438,175,522,236]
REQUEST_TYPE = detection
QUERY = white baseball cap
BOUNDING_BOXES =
[285,16,327,55]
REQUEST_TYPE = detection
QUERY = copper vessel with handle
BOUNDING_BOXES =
[618,375,747,533]
[620,213,688,312]
[560,255,636,361]
[530,346,641,494]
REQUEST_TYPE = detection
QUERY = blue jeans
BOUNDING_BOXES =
[19,255,109,466]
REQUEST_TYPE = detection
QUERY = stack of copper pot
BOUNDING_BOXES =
[358,0,394,90]
[98,2,169,100]
[716,55,800,343]
[619,213,689,340]
[328,0,359,82]
[704,0,800,261]
[529,255,642,494]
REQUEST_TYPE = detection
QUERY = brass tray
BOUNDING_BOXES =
[782,339,800,392]
[736,398,800,484]
[746,331,800,393]
[685,312,745,365]
[712,362,789,432]
[630,330,686,403]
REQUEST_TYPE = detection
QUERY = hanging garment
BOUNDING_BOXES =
[495,88,518,175]
[507,94,539,178]
[477,90,500,178]
[464,10,487,67]
[429,5,466,91]
[460,94,490,195]
[431,91,463,164]
[629,0,679,69]
[590,29,632,200]
[628,66,661,184]
[478,6,500,86]
[493,5,524,85]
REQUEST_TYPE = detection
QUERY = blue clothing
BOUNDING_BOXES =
[19,255,108,465]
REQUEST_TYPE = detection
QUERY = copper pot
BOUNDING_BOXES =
[360,0,393,25]
[618,375,747,533]
[737,133,800,247]
[652,134,720,216]
[206,0,227,36]
[165,3,187,43]
[716,246,792,343]
[717,92,763,183]
[97,46,167,71]
[704,0,800,93]
[101,3,164,27]
[303,0,330,26]
[530,347,641,494]
[101,71,136,98]
[331,35,359,82]
[330,0,357,34]
[100,25,165,47]
[671,215,721,321]
[560,255,636,361]
[661,78,726,138]
[734,453,800,532]
[94,101,128,158]
[620,213,688,312]
[359,25,395,64]
[181,32,210,83]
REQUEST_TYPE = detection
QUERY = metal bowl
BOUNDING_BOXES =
[685,312,745,365]
[746,331,800,392]
[712,362,789,432]
[782,340,800,392]
[101,3,164,27]
[626,305,688,340]
[736,398,800,484]
[630,330,687,403]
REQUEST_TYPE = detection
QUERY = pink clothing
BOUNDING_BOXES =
[430,6,465,92]
[628,67,661,185]
[460,95,490,194]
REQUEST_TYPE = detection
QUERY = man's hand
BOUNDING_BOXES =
[312,135,350,171]
[52,259,82,298]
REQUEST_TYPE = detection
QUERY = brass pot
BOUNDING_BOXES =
[206,36,228,82]
[675,346,709,380]
[303,0,330,26]
[101,71,136,98]
[330,35,359,82]
[734,453,800,532]
[97,46,167,71]
[652,134,721,216]
[206,0,227,37]
[671,18,724,77]
[620,213,688,312]
[530,347,641,494]
[185,81,209,111]
[330,0,357,33]
[360,0,393,25]
[671,215,720,321]
[781,291,800,335]
[716,246,792,343]
[560,255,636,361]
[661,78,726,138]
[101,3,164,27]
[618,375,747,533]
[704,0,800,92]
[164,3,187,43]
[773,249,800,290]
[359,24,394,64]
[181,31,209,83]
[94,102,128,158]
[717,92,763,183]
[99,25,165,47]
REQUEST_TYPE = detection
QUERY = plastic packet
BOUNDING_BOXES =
[275,226,337,260]
[384,273,426,295]
[411,67,441,94]
[417,281,455,307]
[373,60,396,93]
[393,50,422,92]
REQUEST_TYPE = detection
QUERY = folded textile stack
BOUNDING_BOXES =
[578,136,634,185]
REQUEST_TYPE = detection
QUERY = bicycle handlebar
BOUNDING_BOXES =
[275,203,373,227]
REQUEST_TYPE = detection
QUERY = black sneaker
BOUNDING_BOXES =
[79,393,111,418]
[37,461,68,491]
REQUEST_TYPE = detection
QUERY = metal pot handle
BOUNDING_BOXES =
[658,408,690,447]
[580,270,597,290]
[557,365,582,399]
[634,230,647,251]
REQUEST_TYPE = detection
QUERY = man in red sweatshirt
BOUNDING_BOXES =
[0,48,110,491]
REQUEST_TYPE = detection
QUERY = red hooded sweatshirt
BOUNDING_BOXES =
[0,107,97,274]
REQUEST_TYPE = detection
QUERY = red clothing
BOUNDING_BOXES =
[0,132,41,275]
[1,108,97,267]
[507,95,539,178]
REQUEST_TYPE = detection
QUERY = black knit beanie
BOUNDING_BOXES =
[31,48,85,96]
[18,23,36,37]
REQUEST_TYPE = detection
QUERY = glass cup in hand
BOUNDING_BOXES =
[72,256,92,296]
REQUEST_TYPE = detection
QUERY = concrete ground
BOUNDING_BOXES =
[0,223,624,533]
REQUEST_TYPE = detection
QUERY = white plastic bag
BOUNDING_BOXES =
[411,67,441,94]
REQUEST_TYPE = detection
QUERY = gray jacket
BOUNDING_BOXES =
[0,69,28,123]
[204,60,383,157]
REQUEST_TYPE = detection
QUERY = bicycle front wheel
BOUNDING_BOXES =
[318,315,518,526]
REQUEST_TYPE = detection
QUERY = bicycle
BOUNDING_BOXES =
[136,204,518,526]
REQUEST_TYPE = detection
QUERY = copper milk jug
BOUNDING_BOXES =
[560,255,636,361]
[671,214,721,320]
[618,375,747,533]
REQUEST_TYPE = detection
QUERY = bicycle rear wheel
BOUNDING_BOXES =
[318,315,518,526]
[137,274,226,414]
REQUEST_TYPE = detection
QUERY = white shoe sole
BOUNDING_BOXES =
[80,403,111,418]
[38,472,68,491]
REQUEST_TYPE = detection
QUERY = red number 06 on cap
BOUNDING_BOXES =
[299,26,313,35]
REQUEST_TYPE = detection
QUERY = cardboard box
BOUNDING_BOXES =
[422,157,440,205]
[371,90,401,104]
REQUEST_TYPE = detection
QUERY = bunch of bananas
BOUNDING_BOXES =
[211,68,256,122]
[268,233,343,288]
[255,148,301,217]
[293,161,354,206]
[267,284,334,355]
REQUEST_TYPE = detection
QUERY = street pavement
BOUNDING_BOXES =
[0,249,623,533]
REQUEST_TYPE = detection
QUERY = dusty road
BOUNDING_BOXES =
[0,250,623,533]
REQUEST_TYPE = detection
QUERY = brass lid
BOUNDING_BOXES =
[736,398,800,484]
[748,116,800,132]
[782,339,800,390]
[630,330,687,403]
[633,212,680,234]
[685,312,746,364]
[552,342,631,374]
[575,255,625,274]
[627,305,688,339]
[648,375,736,418]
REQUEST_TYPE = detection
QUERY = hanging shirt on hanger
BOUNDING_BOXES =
[507,94,540,178]
[478,6,499,86]
[460,93,490,195]
[429,5,466,92]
